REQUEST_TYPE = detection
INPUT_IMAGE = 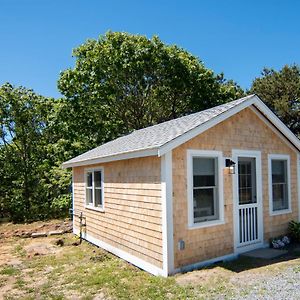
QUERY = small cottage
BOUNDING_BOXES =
[63,94,300,276]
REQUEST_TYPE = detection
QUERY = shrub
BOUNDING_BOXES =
[288,220,300,242]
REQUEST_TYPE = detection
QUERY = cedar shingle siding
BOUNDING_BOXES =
[73,157,163,268]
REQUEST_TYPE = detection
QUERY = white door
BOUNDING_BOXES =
[233,150,263,252]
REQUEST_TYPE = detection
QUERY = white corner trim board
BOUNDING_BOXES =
[161,151,174,276]
[73,228,165,277]
[72,169,75,234]
[297,153,300,222]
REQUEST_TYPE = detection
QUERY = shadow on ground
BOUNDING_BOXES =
[214,245,300,273]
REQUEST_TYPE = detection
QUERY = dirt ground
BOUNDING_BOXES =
[1,220,300,300]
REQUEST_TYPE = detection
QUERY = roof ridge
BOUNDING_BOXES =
[121,94,256,136]
[63,94,258,167]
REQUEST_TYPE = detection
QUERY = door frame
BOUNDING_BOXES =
[232,149,264,253]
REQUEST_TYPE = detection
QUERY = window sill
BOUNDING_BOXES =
[270,209,292,216]
[85,205,105,213]
[188,220,225,230]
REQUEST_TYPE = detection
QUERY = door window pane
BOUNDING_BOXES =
[238,158,256,204]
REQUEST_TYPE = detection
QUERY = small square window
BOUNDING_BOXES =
[85,169,104,210]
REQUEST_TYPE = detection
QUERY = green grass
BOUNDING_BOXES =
[14,243,26,258]
[0,266,20,276]
[27,244,194,300]
[0,236,258,299]
[2,224,300,300]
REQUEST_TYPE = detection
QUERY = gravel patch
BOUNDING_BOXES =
[232,266,300,299]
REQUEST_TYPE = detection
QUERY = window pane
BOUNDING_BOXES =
[238,162,245,175]
[238,158,256,205]
[193,188,218,222]
[193,158,215,175]
[246,175,252,187]
[193,175,215,187]
[86,172,92,187]
[239,174,246,188]
[94,171,102,188]
[271,159,288,211]
[272,160,286,183]
[95,189,102,207]
[239,188,252,204]
[86,188,93,205]
[193,157,216,187]
[273,184,288,210]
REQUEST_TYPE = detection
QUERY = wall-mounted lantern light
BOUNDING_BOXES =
[225,158,236,174]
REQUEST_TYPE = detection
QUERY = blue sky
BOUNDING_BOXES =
[1,0,300,98]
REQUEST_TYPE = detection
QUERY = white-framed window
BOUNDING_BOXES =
[268,154,291,215]
[187,150,224,229]
[85,167,104,211]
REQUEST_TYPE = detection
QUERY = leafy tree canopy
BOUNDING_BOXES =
[0,83,71,221]
[58,31,244,149]
[251,64,300,136]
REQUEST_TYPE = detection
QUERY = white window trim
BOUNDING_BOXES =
[268,154,291,216]
[187,149,224,229]
[84,167,105,212]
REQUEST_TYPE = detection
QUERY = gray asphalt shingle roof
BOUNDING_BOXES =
[63,95,255,166]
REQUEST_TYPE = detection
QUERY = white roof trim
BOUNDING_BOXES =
[63,95,300,168]
[62,148,159,168]
[158,95,300,156]
[249,106,298,153]
[158,96,256,156]
[252,96,300,151]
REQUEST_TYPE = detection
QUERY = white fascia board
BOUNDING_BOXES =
[249,106,298,153]
[158,95,300,156]
[64,94,300,169]
[252,95,300,152]
[158,96,256,156]
[62,148,159,168]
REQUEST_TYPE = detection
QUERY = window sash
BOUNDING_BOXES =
[192,156,219,223]
[272,182,288,211]
[86,170,103,208]
[271,159,289,212]
[193,186,218,222]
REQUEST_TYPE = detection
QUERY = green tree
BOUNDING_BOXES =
[0,83,71,222]
[251,64,300,136]
[58,32,244,150]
